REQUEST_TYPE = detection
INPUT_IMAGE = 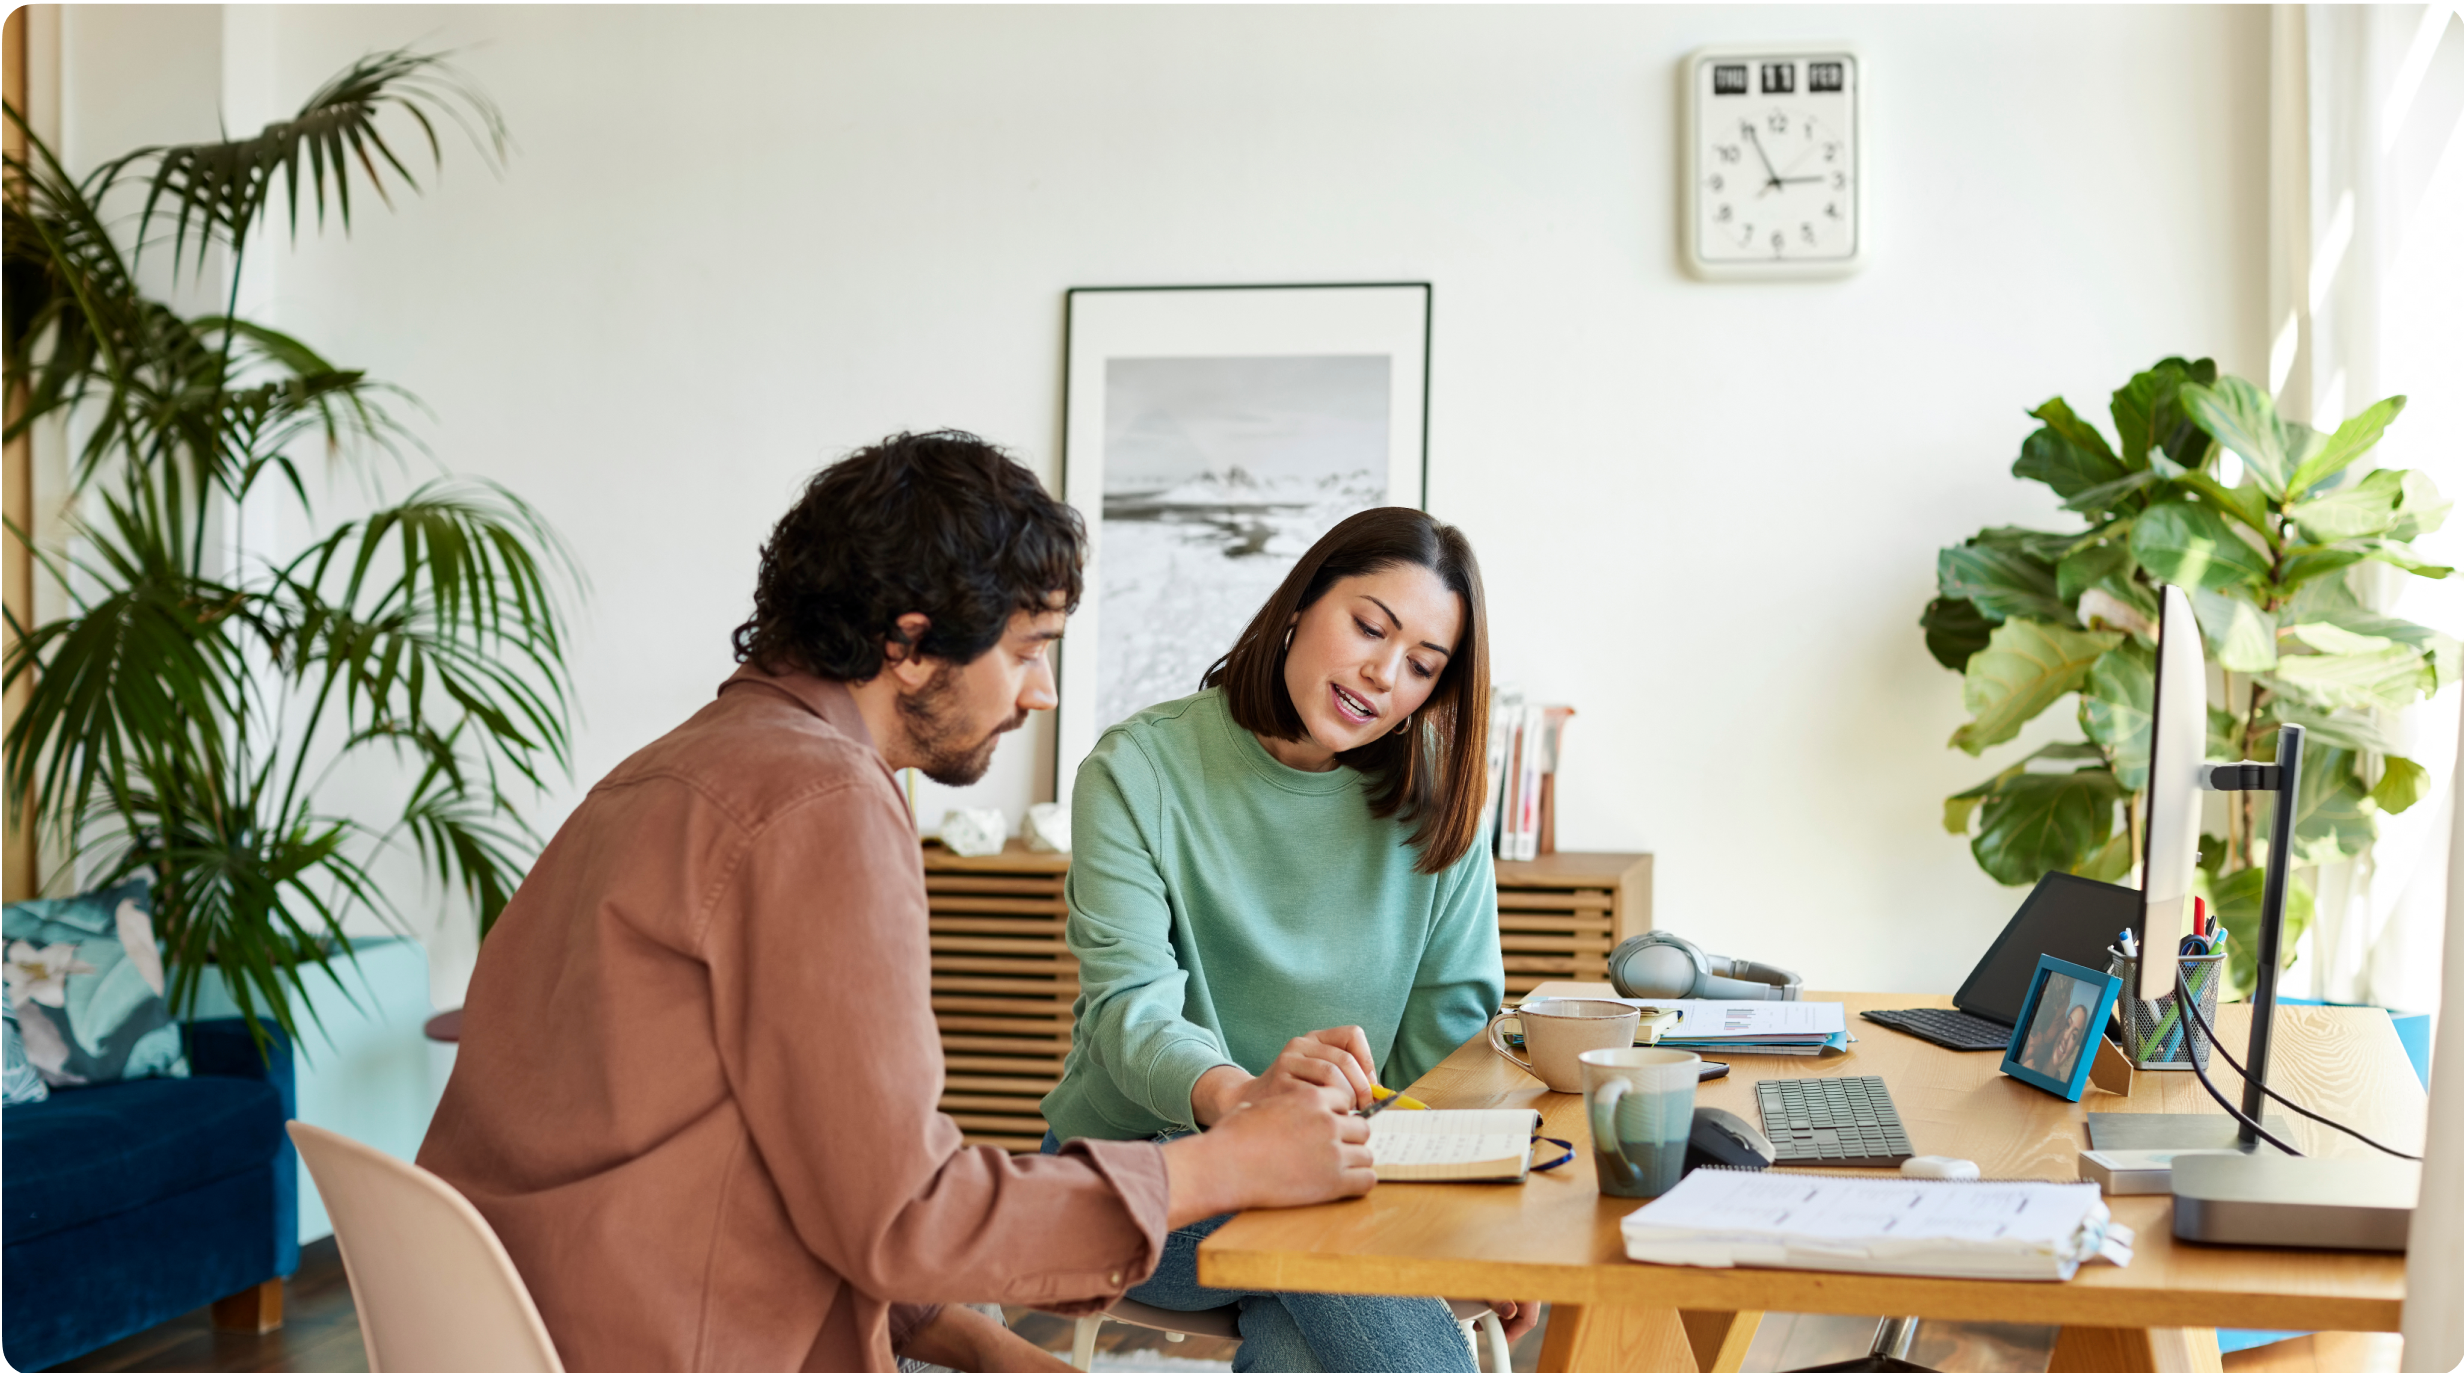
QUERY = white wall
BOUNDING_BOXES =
[65,5,2270,1002]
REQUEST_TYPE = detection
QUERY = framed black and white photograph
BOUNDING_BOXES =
[1054,283,1431,803]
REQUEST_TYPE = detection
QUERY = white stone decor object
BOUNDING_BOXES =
[1023,802,1071,854]
[940,807,1008,858]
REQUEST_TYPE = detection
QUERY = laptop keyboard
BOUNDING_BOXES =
[1755,1076,1914,1167]
[1861,1007,2015,1052]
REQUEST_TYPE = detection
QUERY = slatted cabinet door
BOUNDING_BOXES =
[923,842,1075,1152]
[919,842,1651,1150]
[1493,852,1653,1000]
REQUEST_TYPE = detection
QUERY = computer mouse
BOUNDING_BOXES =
[1901,1155,1981,1181]
[1685,1107,1775,1171]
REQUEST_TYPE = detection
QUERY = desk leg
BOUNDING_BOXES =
[2049,1326,2223,1373]
[1537,1303,1698,1373]
[1680,1310,1764,1373]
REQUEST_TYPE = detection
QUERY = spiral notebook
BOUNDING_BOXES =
[1619,1167,2133,1280]
[1367,1108,1544,1182]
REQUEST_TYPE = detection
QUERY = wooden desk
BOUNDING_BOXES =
[1200,986,2421,1373]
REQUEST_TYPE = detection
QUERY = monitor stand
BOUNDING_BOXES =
[2111,727,2423,1250]
[2084,1112,2269,1152]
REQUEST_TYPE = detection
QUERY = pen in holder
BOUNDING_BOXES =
[2106,945,2225,1071]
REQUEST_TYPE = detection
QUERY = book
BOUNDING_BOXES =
[1368,1107,1544,1182]
[1619,1168,2134,1281]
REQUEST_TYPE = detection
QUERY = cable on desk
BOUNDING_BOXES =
[2176,967,2422,1162]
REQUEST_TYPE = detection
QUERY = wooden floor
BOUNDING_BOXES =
[47,1240,2403,1373]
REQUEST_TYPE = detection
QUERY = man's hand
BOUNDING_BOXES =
[1189,1026,1379,1125]
[1162,1090,1377,1227]
[894,1305,1075,1373]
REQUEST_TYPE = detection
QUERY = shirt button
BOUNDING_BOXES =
[1109,1272,1122,1286]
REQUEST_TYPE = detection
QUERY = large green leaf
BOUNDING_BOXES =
[2180,377,2319,500]
[2270,702,2398,755]
[1952,620,2125,755]
[2079,644,2154,790]
[1972,767,2125,886]
[2305,605,2462,687]
[2268,626,2438,712]
[2109,357,2217,468]
[2371,755,2431,816]
[1937,543,2068,625]
[2364,542,2455,580]
[2012,399,2128,498]
[2203,864,2315,1000]
[2291,745,2375,864]
[2289,467,2405,542]
[2056,539,2134,603]
[2187,586,2278,673]
[2284,395,2405,495]
[2129,500,2271,590]
[2386,470,2452,542]
[1945,742,2106,833]
[1921,596,1996,671]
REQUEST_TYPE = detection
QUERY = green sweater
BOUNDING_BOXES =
[1042,689,1504,1142]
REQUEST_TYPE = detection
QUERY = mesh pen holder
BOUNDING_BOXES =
[2106,946,2226,1071]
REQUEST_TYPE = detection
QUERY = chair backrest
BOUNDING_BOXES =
[287,1122,565,1373]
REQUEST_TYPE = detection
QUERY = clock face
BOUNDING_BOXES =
[1692,53,1859,267]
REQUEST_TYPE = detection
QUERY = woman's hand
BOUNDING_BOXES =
[1487,1299,1543,1344]
[1189,1026,1380,1125]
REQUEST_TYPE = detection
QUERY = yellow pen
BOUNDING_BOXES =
[1363,1084,1430,1116]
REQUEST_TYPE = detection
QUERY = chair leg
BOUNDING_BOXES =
[1477,1310,1511,1372]
[210,1277,285,1334]
[1071,1313,1103,1371]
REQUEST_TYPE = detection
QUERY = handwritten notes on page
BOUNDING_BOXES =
[1368,1108,1541,1182]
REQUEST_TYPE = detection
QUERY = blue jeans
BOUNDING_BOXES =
[1042,1132,1475,1373]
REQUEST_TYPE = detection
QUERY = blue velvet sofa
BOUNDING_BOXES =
[3,1019,299,1371]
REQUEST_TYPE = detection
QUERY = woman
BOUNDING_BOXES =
[1042,508,1520,1373]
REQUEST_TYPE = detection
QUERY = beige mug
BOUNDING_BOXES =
[1485,999,1642,1092]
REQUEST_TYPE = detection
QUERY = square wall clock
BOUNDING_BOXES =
[1682,46,1865,280]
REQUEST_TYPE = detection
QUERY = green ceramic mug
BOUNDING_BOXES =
[1582,1046,1701,1199]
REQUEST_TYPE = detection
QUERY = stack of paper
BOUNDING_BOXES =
[1619,1169,2133,1281]
[1611,998,1852,1056]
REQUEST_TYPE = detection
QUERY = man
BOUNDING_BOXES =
[420,432,1377,1373]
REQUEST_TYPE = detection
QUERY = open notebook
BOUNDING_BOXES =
[1368,1108,1544,1182]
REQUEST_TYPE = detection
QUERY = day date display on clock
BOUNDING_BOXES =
[1682,47,1863,279]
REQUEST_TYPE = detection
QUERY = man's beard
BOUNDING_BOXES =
[898,663,1026,786]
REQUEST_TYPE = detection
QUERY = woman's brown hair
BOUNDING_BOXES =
[1201,507,1490,874]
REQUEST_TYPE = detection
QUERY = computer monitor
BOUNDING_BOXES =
[2138,585,2208,1002]
[2398,695,2464,1373]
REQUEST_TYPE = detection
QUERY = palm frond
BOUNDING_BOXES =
[136,49,507,278]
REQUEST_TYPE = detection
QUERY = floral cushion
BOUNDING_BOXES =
[2,879,188,1088]
[3,994,49,1105]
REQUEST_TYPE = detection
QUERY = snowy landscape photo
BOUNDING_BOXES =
[1095,354,1392,733]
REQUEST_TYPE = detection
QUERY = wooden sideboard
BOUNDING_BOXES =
[922,841,1653,1151]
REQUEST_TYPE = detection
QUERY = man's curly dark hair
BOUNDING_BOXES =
[732,431,1085,681]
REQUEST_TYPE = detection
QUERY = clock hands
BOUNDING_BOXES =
[1742,125,1785,195]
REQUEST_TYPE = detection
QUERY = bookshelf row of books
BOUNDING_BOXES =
[1481,691,1572,861]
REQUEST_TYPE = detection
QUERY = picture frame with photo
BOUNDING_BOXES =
[2000,954,2124,1102]
[1054,282,1432,804]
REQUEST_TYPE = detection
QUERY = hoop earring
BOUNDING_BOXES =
[1282,627,1294,653]
[1392,714,1413,737]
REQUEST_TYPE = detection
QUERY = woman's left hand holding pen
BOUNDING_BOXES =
[1191,1026,1380,1124]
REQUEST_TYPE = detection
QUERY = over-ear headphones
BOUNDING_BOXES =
[1609,933,1803,1002]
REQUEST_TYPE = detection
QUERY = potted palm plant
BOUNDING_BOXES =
[3,51,579,1044]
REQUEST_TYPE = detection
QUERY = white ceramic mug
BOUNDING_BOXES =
[1486,998,1642,1092]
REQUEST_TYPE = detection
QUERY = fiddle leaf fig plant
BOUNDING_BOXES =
[1927,357,2455,996]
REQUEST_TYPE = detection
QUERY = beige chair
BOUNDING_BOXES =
[287,1121,567,1373]
[1070,1295,1512,1372]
